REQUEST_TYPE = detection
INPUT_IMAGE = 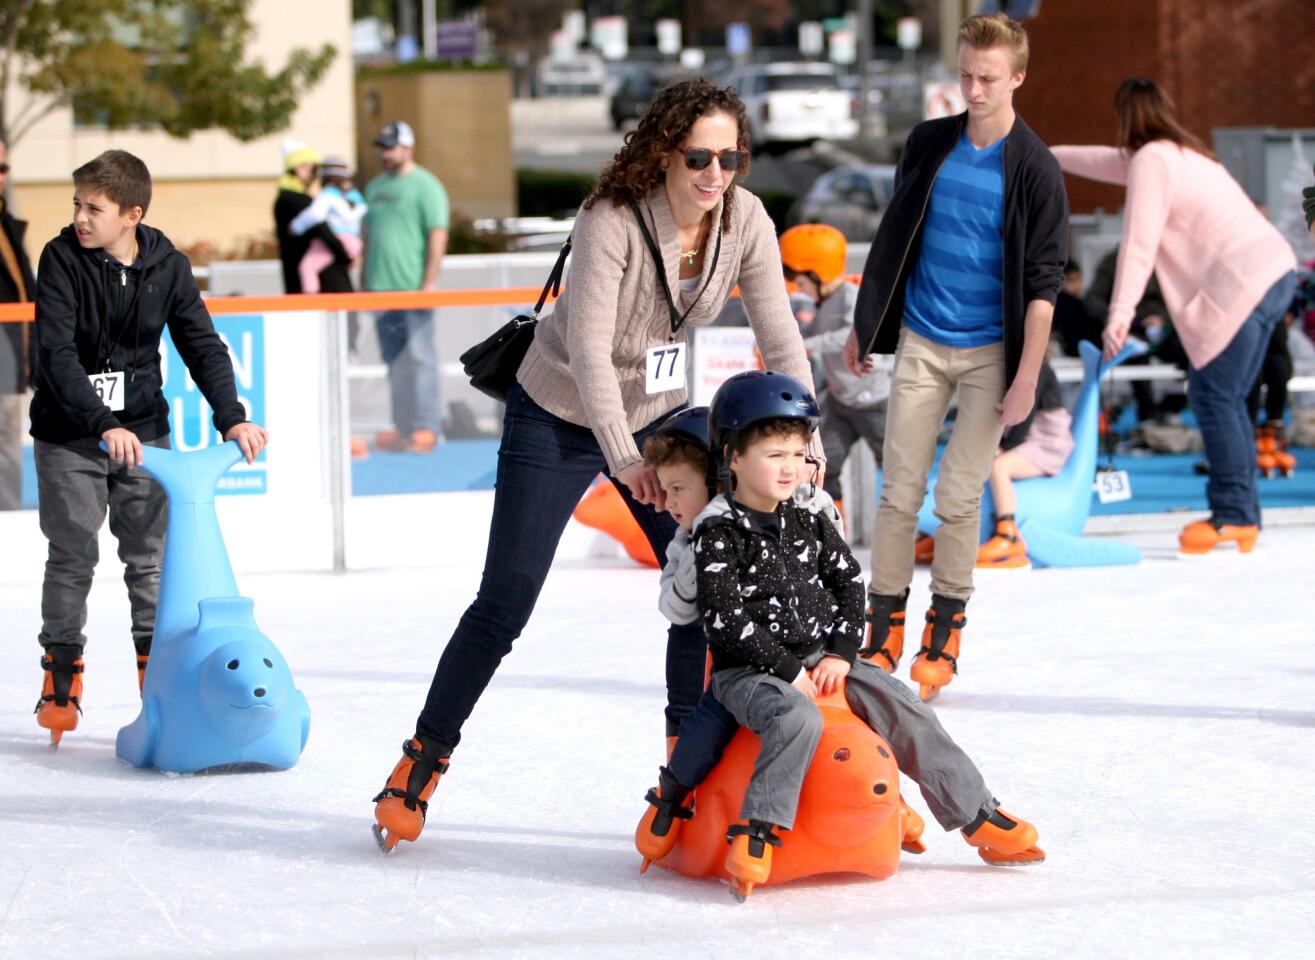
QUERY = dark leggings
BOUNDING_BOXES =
[415,385,707,749]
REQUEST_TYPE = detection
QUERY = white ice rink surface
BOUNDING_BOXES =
[1,495,1313,959]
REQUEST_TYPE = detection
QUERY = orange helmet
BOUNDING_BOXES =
[779,224,846,285]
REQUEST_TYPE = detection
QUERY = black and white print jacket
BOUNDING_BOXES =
[693,493,865,683]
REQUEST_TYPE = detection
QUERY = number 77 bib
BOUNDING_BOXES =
[645,342,687,395]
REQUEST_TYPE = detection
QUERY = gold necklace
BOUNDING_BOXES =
[680,218,708,265]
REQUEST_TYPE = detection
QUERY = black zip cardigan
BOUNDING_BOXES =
[853,112,1069,390]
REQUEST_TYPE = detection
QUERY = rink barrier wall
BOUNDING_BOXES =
[5,283,1315,571]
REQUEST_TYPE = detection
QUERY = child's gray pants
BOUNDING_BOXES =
[712,653,996,831]
[36,436,169,656]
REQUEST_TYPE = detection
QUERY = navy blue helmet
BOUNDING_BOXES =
[654,406,709,451]
[707,370,819,459]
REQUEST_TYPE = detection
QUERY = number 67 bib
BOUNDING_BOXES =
[89,371,126,411]
[645,342,686,395]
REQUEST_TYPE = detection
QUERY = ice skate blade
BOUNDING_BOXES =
[729,878,753,902]
[639,857,652,874]
[918,683,942,703]
[978,845,1046,866]
[371,823,400,854]
[48,729,62,749]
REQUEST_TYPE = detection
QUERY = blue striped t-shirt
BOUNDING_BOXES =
[902,132,1006,347]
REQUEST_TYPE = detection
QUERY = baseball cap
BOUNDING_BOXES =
[374,121,416,149]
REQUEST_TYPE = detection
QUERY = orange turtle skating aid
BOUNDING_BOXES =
[372,735,450,853]
[724,820,782,902]
[34,646,84,747]
[1178,518,1258,556]
[961,807,1045,865]
[858,589,909,673]
[975,514,1030,569]
[909,595,966,702]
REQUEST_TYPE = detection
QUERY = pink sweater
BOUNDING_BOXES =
[1052,142,1295,369]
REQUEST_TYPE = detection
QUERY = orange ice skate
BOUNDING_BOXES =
[975,514,1029,569]
[1178,518,1258,556]
[35,646,84,747]
[858,589,909,673]
[909,595,965,702]
[962,807,1045,865]
[724,820,781,902]
[635,766,694,872]
[372,735,450,853]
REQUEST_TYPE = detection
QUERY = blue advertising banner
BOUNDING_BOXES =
[161,313,267,495]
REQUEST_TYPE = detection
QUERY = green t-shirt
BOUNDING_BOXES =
[363,166,450,292]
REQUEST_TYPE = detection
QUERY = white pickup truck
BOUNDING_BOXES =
[725,62,858,152]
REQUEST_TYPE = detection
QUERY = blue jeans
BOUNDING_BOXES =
[376,309,441,436]
[416,384,708,749]
[1188,272,1297,526]
[668,691,739,789]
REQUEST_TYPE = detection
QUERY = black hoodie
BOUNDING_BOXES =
[30,224,247,444]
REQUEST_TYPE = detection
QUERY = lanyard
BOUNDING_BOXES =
[631,205,721,337]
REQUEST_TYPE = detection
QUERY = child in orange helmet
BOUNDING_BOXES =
[778,224,890,515]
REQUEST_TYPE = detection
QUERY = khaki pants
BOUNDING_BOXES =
[870,328,1006,601]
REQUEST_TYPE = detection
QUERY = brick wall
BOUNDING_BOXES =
[1016,0,1315,214]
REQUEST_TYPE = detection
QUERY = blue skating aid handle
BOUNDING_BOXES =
[103,440,245,645]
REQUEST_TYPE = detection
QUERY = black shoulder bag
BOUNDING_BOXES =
[459,236,571,402]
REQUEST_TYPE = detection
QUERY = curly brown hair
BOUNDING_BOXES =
[584,77,750,230]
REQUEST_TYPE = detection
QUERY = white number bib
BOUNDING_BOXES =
[89,371,126,412]
[645,342,686,395]
[1093,469,1132,504]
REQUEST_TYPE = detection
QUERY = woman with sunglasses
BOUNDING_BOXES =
[1053,77,1296,555]
[371,78,823,851]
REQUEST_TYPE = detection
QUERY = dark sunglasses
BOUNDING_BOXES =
[680,148,748,172]
[0,164,9,174]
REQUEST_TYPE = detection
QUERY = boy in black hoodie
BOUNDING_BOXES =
[30,150,267,744]
[697,371,1043,900]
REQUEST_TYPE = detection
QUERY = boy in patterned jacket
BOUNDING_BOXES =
[693,371,1044,899]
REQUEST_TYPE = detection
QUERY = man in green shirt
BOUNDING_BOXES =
[364,121,450,453]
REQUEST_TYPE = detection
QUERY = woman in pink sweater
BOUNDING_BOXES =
[1053,77,1296,556]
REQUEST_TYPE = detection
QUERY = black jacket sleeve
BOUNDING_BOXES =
[813,515,866,664]
[1022,149,1069,307]
[34,246,121,437]
[162,253,248,436]
[694,523,805,682]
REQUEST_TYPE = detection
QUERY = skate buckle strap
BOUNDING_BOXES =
[726,822,782,859]
[644,786,694,820]
[38,655,84,710]
[922,610,966,666]
[371,739,450,813]
[859,602,905,666]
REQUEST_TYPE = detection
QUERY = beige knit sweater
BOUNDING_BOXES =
[517,183,817,474]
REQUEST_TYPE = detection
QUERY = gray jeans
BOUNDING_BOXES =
[713,653,995,831]
[36,436,169,655]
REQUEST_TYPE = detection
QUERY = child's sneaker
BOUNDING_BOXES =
[635,765,694,871]
[35,645,84,747]
[858,588,909,673]
[371,734,450,853]
[962,807,1045,864]
[724,820,782,901]
[909,595,966,702]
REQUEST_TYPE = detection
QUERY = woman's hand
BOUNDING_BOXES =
[1103,316,1131,360]
[615,461,665,510]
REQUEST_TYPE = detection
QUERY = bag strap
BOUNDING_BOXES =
[530,235,572,321]
[631,204,720,337]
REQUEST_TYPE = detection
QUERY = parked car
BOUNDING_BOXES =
[789,163,898,241]
[609,66,701,130]
[536,52,607,96]
[724,62,858,152]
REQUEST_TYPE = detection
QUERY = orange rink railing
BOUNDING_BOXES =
[0,276,871,323]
